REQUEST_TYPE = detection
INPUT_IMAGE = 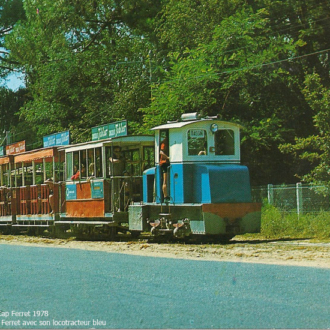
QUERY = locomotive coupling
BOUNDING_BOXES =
[173,218,191,238]
[149,217,191,238]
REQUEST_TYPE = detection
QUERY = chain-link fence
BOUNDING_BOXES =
[252,183,330,214]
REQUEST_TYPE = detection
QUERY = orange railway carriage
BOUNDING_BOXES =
[55,135,154,238]
[0,147,65,232]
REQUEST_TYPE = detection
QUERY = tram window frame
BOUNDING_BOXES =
[55,151,65,182]
[105,146,111,178]
[44,160,53,182]
[79,150,87,179]
[0,164,9,186]
[214,129,235,155]
[35,161,43,184]
[95,147,102,178]
[105,146,124,178]
[66,152,73,180]
[123,149,140,176]
[87,149,95,177]
[23,162,33,185]
[143,146,155,171]
[187,129,208,156]
[72,151,79,178]
[15,163,22,187]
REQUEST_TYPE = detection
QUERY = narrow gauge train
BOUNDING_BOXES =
[0,113,261,241]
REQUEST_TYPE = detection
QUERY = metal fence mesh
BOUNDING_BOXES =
[252,184,330,214]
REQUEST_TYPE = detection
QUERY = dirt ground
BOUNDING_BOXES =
[1,234,330,269]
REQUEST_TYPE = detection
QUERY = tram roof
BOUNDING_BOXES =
[14,147,58,164]
[0,155,13,165]
[59,135,154,152]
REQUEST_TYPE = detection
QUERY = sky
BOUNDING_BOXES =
[1,72,25,90]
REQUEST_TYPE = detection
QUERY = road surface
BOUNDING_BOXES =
[0,244,329,328]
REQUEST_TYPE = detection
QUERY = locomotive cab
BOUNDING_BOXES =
[147,113,249,204]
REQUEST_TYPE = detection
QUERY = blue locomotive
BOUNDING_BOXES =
[0,113,261,241]
[129,113,261,240]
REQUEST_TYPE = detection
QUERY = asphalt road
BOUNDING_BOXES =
[0,244,329,329]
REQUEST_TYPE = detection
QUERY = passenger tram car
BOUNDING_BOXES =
[0,113,261,241]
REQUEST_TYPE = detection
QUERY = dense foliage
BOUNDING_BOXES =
[1,0,330,185]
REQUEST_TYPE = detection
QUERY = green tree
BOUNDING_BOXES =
[281,73,330,188]
[6,0,161,142]
[142,1,330,184]
[0,0,25,77]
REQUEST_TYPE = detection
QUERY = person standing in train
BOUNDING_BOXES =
[159,137,170,202]
[109,146,125,176]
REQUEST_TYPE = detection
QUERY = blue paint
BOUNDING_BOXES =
[65,184,77,200]
[143,167,156,203]
[149,162,252,204]
[91,181,104,199]
[43,131,70,148]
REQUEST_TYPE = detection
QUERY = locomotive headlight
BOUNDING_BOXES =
[210,123,218,133]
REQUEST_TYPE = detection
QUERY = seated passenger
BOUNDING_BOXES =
[71,165,80,181]
[71,164,85,181]
[88,163,95,180]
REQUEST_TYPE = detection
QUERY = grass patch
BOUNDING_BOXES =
[260,204,330,239]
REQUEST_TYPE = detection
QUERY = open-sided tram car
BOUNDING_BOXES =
[55,135,155,238]
[0,146,64,234]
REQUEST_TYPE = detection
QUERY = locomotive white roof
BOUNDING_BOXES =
[151,118,243,131]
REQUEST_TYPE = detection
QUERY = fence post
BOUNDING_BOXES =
[267,184,274,205]
[296,182,303,216]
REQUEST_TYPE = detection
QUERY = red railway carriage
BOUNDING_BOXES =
[0,147,65,233]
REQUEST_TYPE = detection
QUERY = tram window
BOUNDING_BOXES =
[72,151,79,177]
[24,162,33,185]
[87,149,94,177]
[124,149,140,176]
[55,151,65,181]
[187,129,208,156]
[215,129,235,155]
[66,152,73,180]
[35,162,43,184]
[80,150,87,178]
[1,164,9,186]
[95,147,102,177]
[105,147,111,178]
[106,146,123,178]
[45,162,53,181]
[143,146,155,171]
